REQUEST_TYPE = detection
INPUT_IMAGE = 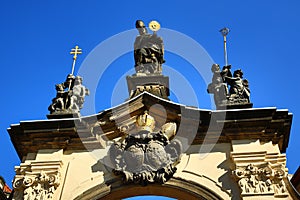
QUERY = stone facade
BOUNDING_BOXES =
[7,92,299,199]
[6,19,299,199]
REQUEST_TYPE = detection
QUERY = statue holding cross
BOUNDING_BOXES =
[48,45,89,116]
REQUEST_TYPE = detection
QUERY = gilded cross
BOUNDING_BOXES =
[70,45,82,75]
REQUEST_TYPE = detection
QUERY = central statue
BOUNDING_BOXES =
[134,20,165,74]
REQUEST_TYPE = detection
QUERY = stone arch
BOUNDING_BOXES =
[74,177,227,200]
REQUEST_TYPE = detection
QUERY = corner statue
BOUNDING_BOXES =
[48,74,89,115]
[208,28,252,109]
[134,20,165,74]
[48,45,90,117]
[207,64,252,109]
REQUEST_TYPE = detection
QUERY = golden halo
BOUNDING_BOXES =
[149,20,161,32]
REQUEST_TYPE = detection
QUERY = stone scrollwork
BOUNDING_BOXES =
[233,164,288,197]
[109,111,182,186]
[12,161,62,200]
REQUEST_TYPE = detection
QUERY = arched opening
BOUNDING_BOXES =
[124,196,175,200]
[74,178,225,200]
[100,184,202,200]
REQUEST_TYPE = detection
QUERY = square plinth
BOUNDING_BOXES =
[126,74,170,96]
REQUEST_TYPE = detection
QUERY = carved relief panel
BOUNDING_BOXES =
[12,161,62,200]
[231,151,288,198]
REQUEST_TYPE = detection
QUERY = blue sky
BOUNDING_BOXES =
[1,0,299,198]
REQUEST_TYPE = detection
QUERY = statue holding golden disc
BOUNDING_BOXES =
[134,20,164,74]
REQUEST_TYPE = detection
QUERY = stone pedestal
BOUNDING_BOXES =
[126,74,170,99]
[217,102,253,110]
[47,112,80,119]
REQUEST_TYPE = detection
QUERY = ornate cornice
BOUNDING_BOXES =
[8,92,292,159]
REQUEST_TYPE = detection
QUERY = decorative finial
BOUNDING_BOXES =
[70,45,82,75]
[219,27,230,66]
[220,27,230,37]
